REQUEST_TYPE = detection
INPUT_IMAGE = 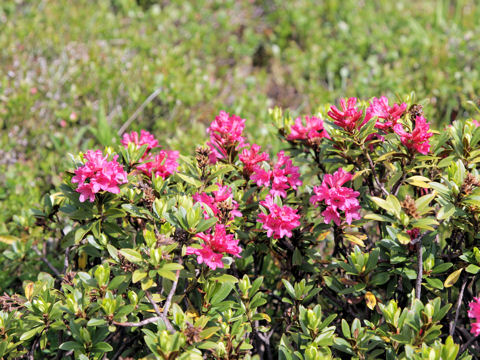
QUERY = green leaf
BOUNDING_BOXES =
[444,268,463,288]
[59,341,84,351]
[211,283,234,305]
[282,279,296,299]
[132,270,147,283]
[91,342,113,352]
[20,326,45,341]
[87,319,107,327]
[119,249,143,264]
[466,264,480,274]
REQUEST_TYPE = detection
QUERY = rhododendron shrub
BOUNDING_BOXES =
[5,96,480,359]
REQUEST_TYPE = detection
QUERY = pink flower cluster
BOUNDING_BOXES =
[251,151,302,198]
[310,168,361,226]
[121,130,179,179]
[137,150,179,179]
[258,195,301,239]
[186,224,242,270]
[393,116,433,155]
[328,98,365,132]
[239,144,269,174]
[287,116,330,141]
[121,130,159,153]
[207,111,246,163]
[193,183,242,223]
[365,96,407,130]
[72,150,128,203]
[468,297,480,336]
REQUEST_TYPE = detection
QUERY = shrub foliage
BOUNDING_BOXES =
[3,96,480,359]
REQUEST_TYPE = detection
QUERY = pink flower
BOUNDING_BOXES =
[407,228,420,241]
[193,183,242,223]
[121,130,159,154]
[328,98,365,132]
[137,150,179,179]
[472,120,480,127]
[186,224,242,270]
[185,246,224,270]
[287,116,331,141]
[365,96,407,130]
[468,297,480,336]
[207,111,246,163]
[239,144,269,174]
[251,151,302,198]
[71,150,128,202]
[258,195,301,239]
[393,116,433,155]
[310,168,361,225]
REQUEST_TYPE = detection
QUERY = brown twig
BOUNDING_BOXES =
[449,278,468,336]
[113,316,163,327]
[363,147,389,197]
[145,290,162,316]
[32,245,61,278]
[415,239,423,300]
[162,268,181,332]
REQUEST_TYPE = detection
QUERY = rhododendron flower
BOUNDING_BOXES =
[72,150,128,202]
[251,151,302,198]
[310,168,361,225]
[365,96,407,130]
[468,297,480,336]
[328,98,365,132]
[193,183,242,223]
[287,116,330,141]
[121,130,159,153]
[472,119,480,127]
[407,228,420,241]
[258,195,300,239]
[137,150,179,179]
[239,143,269,174]
[393,116,433,155]
[207,111,246,163]
[186,224,242,270]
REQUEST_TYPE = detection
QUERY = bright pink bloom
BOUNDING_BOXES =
[137,150,179,179]
[185,246,224,270]
[239,144,269,174]
[186,224,242,270]
[251,152,302,198]
[310,168,361,225]
[121,130,159,154]
[393,116,433,155]
[193,183,242,223]
[327,98,365,132]
[468,297,480,336]
[251,167,272,187]
[258,195,301,239]
[287,116,331,141]
[472,120,480,127]
[207,111,246,163]
[365,96,407,130]
[407,228,420,241]
[71,150,128,202]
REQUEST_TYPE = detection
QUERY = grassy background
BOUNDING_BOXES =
[1,0,480,236]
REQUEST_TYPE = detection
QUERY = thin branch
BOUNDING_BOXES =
[145,290,162,316]
[113,316,163,327]
[415,239,423,299]
[62,246,71,274]
[162,268,181,332]
[363,147,389,196]
[450,278,468,336]
[458,334,480,357]
[32,245,61,278]
[117,88,163,135]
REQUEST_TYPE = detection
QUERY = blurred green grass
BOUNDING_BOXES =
[1,0,480,236]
